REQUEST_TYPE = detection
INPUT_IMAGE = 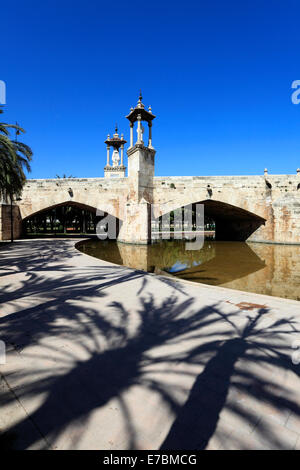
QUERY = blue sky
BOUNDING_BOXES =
[1,0,300,178]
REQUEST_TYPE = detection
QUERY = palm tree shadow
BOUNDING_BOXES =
[160,337,248,450]
[1,245,300,450]
[161,308,300,450]
[0,289,228,449]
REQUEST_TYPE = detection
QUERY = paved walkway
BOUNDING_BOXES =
[0,239,300,450]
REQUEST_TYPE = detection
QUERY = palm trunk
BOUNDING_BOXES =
[10,194,14,243]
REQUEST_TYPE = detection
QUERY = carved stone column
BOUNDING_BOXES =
[120,143,124,166]
[130,122,134,148]
[148,121,153,148]
[137,114,142,144]
[106,145,110,166]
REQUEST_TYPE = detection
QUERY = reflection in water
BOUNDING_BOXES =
[77,240,300,301]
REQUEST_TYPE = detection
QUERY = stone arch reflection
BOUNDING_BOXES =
[77,239,265,283]
[77,238,300,300]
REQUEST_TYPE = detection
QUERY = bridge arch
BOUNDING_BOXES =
[156,199,266,241]
[22,200,122,236]
[20,196,122,221]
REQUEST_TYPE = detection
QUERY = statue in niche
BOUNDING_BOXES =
[112,149,120,167]
[137,123,145,142]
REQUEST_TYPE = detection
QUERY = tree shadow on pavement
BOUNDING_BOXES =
[0,241,300,450]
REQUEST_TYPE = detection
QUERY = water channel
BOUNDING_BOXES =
[77,239,300,301]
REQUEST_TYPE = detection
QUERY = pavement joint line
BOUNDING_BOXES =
[0,371,52,450]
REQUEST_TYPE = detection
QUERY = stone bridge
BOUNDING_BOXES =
[1,169,300,244]
[1,93,300,244]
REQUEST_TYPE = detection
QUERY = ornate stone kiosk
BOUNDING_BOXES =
[118,92,156,244]
[104,125,127,178]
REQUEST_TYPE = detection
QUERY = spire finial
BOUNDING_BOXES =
[115,123,118,133]
[136,89,144,109]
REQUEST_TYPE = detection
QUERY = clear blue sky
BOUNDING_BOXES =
[2,0,300,178]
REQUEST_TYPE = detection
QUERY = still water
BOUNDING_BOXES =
[77,239,300,301]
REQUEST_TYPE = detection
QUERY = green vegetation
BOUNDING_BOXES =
[55,174,76,179]
[24,204,101,236]
[0,107,33,241]
[0,109,32,200]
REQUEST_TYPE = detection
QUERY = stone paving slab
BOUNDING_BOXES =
[0,239,300,450]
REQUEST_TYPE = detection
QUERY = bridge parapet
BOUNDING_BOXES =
[19,177,129,220]
[153,174,300,209]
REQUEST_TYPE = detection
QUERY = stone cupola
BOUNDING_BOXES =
[104,124,127,178]
[126,91,156,149]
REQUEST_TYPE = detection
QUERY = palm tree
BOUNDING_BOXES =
[0,108,33,241]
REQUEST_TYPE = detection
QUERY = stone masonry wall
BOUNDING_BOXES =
[1,170,300,244]
[19,177,129,221]
[153,174,300,244]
